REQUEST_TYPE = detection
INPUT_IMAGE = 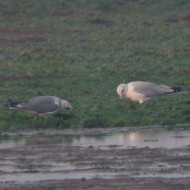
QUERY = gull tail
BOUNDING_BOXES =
[171,86,183,93]
[170,86,190,94]
[4,99,24,110]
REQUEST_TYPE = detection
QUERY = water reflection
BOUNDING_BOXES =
[71,130,190,149]
[117,130,190,148]
[0,128,190,149]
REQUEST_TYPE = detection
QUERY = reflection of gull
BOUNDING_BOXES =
[118,132,140,146]
[119,132,144,147]
[118,133,126,145]
[128,132,138,142]
[117,81,183,104]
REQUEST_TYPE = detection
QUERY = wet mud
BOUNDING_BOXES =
[0,127,190,190]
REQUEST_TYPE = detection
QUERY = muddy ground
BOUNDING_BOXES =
[0,127,190,190]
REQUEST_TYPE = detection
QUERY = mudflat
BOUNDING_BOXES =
[0,127,190,190]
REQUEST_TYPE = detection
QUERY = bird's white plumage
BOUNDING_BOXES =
[117,81,177,104]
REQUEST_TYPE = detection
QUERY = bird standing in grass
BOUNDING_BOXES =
[117,81,183,104]
[4,96,72,117]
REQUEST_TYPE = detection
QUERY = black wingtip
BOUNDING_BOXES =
[171,86,183,93]
[4,99,12,108]
[4,99,20,108]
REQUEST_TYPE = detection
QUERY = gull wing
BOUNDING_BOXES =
[131,82,173,97]
[20,96,59,113]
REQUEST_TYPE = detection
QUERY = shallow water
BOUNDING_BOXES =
[1,128,190,149]
[1,127,190,183]
[72,130,190,149]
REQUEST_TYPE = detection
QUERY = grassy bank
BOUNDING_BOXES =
[0,0,190,131]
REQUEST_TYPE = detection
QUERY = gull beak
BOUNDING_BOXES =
[65,106,72,111]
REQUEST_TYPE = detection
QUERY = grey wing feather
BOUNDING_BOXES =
[21,96,59,113]
[133,82,173,97]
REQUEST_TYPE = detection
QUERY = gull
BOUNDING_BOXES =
[5,96,72,117]
[117,81,183,104]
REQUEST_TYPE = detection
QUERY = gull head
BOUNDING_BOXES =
[60,100,72,111]
[117,84,127,99]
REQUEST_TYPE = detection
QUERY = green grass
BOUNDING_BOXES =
[0,0,190,131]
